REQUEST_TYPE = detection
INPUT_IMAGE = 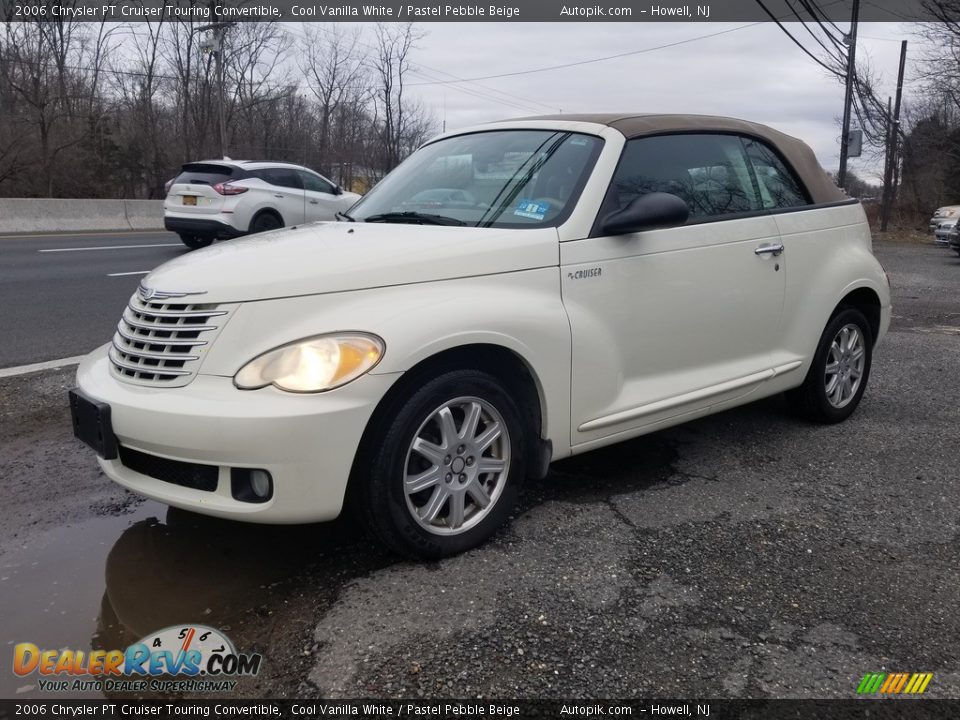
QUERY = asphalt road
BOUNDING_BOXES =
[0,240,958,702]
[0,231,187,368]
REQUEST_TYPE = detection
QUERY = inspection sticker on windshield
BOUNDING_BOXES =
[514,199,550,220]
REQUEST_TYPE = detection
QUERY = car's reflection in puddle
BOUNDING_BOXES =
[4,430,693,699]
[3,501,384,698]
[99,510,325,645]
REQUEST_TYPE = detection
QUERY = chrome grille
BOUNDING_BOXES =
[109,293,233,387]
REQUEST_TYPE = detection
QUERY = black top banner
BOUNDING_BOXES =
[0,0,948,22]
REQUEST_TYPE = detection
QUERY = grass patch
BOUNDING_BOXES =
[871,228,932,244]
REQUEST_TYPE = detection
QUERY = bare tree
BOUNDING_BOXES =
[371,22,425,172]
[0,21,437,198]
[0,16,116,196]
[110,16,173,197]
[299,24,368,176]
[225,22,294,160]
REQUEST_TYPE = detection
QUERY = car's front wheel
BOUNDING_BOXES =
[178,234,213,250]
[357,369,526,559]
[786,307,873,423]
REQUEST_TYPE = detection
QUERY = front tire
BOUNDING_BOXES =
[178,234,213,250]
[357,369,526,559]
[786,307,873,423]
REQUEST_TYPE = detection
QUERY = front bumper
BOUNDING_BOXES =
[934,230,952,246]
[75,344,399,524]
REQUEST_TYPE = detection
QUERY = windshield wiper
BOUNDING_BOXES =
[363,211,466,226]
[335,210,356,222]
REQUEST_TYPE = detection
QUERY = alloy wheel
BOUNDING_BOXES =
[824,323,866,409]
[403,396,511,535]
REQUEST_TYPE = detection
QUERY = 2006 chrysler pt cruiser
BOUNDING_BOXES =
[71,114,891,558]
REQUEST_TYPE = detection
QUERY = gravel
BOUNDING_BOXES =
[2,240,958,700]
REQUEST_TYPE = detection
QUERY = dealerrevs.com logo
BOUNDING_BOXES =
[13,625,262,693]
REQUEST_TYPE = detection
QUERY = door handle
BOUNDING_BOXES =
[309,199,319,205]
[273,193,284,199]
[755,243,784,256]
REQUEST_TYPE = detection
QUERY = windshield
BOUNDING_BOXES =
[349,130,603,228]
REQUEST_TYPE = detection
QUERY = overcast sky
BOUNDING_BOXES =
[334,21,916,183]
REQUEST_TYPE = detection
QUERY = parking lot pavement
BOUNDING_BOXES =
[1,240,957,699]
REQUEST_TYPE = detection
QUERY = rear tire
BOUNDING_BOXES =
[249,212,283,234]
[178,234,213,250]
[356,369,526,559]
[786,307,873,424]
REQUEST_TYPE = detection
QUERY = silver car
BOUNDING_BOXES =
[948,224,960,256]
[929,205,960,233]
[934,218,957,246]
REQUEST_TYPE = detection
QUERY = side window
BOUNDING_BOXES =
[607,134,761,221]
[259,168,303,190]
[299,171,335,194]
[741,137,809,209]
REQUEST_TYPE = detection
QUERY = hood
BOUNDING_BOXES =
[144,221,560,303]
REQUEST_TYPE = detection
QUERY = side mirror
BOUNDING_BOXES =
[601,192,689,236]
[333,185,343,195]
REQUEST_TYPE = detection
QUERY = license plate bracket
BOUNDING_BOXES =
[69,389,118,460]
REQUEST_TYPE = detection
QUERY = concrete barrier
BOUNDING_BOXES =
[0,198,165,234]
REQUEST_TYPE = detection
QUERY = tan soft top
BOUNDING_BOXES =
[515,113,846,205]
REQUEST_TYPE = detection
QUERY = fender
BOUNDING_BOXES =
[199,267,574,456]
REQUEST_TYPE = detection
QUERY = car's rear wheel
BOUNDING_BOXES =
[356,369,525,559]
[250,212,283,234]
[786,307,873,423]
[178,234,213,250]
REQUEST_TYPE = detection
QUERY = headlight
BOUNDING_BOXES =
[234,333,384,393]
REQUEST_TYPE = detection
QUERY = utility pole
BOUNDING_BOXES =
[837,0,860,190]
[880,40,908,232]
[197,21,235,159]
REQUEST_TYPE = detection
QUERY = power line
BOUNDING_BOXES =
[403,23,766,86]
[754,0,844,76]
[796,0,847,54]
[784,0,845,63]
[284,23,560,114]
[805,0,845,35]
[410,68,549,113]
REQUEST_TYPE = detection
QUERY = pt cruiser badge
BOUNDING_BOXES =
[70,114,891,559]
[568,268,602,280]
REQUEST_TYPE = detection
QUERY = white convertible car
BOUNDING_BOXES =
[70,114,892,558]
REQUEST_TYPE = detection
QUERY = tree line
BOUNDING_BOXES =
[5,10,960,222]
[0,18,435,198]
[802,0,960,224]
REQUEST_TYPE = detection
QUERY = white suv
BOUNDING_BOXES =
[163,160,361,249]
[72,115,891,558]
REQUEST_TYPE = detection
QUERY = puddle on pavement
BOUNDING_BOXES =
[1,500,368,699]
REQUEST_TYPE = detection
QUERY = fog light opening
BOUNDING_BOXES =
[250,469,271,498]
[230,468,273,504]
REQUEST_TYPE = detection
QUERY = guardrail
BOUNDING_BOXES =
[0,198,164,234]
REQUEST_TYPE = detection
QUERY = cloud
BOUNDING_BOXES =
[399,21,911,181]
